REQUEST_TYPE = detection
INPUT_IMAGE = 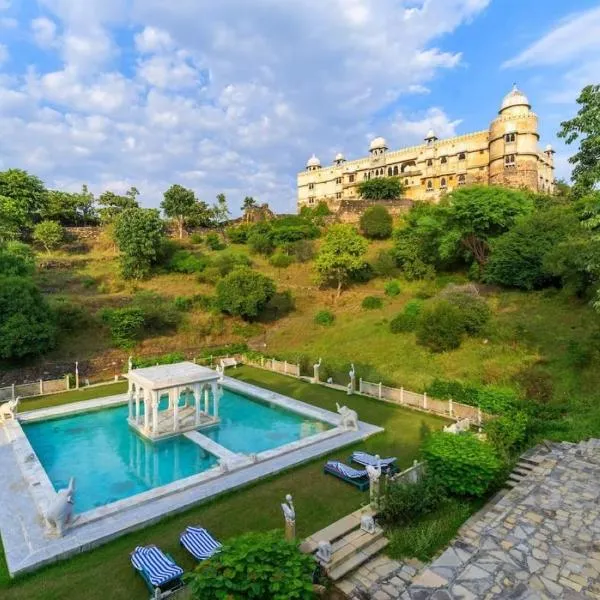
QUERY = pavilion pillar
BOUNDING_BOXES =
[152,392,159,434]
[195,384,202,426]
[144,390,150,431]
[173,387,180,432]
[135,388,141,425]
[128,382,134,420]
[212,382,220,418]
[204,386,210,415]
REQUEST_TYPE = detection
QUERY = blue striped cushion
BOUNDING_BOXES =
[351,452,397,468]
[131,545,183,586]
[327,461,367,479]
[180,527,222,561]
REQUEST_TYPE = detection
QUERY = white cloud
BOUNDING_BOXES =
[503,7,600,68]
[0,0,491,213]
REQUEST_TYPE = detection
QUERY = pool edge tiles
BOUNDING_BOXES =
[0,376,383,577]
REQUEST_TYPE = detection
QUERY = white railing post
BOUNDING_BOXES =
[423,392,428,410]
[359,377,363,394]
[65,374,70,391]
[378,382,382,399]
[39,379,43,395]
[400,386,404,404]
[284,360,288,374]
[478,406,482,427]
[449,398,453,417]
[11,383,15,401]
[75,361,79,389]
[296,363,300,377]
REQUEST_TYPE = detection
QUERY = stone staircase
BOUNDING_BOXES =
[299,507,389,581]
[505,444,549,488]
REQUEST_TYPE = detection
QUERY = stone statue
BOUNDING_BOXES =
[215,364,224,382]
[281,493,296,540]
[335,402,359,431]
[313,358,322,383]
[366,460,382,511]
[45,477,75,537]
[0,397,20,421]
[316,540,332,563]
[327,377,333,384]
[360,512,376,534]
[128,356,133,372]
[348,363,356,395]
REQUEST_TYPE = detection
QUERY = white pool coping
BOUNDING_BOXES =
[0,376,383,577]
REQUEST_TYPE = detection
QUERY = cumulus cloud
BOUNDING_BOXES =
[0,0,491,212]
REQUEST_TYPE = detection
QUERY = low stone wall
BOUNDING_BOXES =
[336,198,413,224]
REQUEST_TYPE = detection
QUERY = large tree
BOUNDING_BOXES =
[113,208,165,279]
[42,185,97,226]
[161,184,197,239]
[216,268,276,319]
[212,193,230,227]
[0,195,28,241]
[98,187,140,223]
[558,84,600,197]
[315,224,368,299]
[0,169,48,231]
[357,177,404,201]
[33,220,65,253]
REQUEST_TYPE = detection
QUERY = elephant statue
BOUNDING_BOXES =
[45,477,75,537]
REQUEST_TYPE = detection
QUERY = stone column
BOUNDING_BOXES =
[152,391,159,434]
[143,389,149,431]
[204,386,210,415]
[135,388,141,425]
[195,384,202,426]
[212,382,220,418]
[128,387,133,420]
[173,388,180,432]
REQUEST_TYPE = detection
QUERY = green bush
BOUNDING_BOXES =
[0,242,35,277]
[191,294,217,311]
[132,352,185,369]
[216,268,276,319]
[33,220,65,252]
[359,205,393,239]
[167,250,208,273]
[205,232,226,250]
[390,300,422,333]
[380,473,446,526]
[198,252,252,283]
[52,299,91,333]
[513,366,554,403]
[248,231,275,255]
[443,291,491,335]
[264,290,295,319]
[314,310,335,326]
[372,249,397,278]
[131,291,181,333]
[226,224,252,244]
[384,280,401,297]
[189,232,204,244]
[416,301,464,352]
[486,412,529,458]
[101,307,145,348]
[426,379,518,415]
[362,295,383,309]
[423,432,502,497]
[269,252,294,269]
[282,239,314,263]
[187,530,315,600]
[174,296,194,311]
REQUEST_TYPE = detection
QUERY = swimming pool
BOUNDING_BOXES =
[23,387,329,512]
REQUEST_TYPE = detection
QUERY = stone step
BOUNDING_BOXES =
[299,508,371,554]
[328,536,389,582]
[327,527,385,572]
[513,464,534,475]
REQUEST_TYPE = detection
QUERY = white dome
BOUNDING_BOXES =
[306,154,321,168]
[500,85,530,112]
[425,129,437,140]
[334,152,346,162]
[370,136,387,151]
[545,144,554,153]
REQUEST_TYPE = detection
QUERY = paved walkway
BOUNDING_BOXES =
[340,439,600,599]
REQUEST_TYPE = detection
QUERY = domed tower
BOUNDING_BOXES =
[369,137,388,157]
[333,152,346,166]
[306,154,322,172]
[488,85,540,190]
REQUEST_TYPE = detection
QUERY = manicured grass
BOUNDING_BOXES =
[19,382,128,412]
[0,366,447,600]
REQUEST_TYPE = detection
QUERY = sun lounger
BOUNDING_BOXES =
[350,451,398,473]
[180,526,222,561]
[130,545,184,597]
[324,460,370,491]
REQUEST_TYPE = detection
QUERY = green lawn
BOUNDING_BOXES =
[19,382,128,412]
[0,366,448,600]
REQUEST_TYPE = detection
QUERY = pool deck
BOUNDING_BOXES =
[0,376,383,577]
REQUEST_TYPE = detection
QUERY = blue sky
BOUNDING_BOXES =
[0,1,598,215]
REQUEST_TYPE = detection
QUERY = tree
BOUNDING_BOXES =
[0,169,48,228]
[187,200,214,228]
[439,186,533,272]
[161,184,197,239]
[357,177,404,201]
[212,193,230,227]
[0,195,28,241]
[360,205,393,239]
[315,224,368,299]
[0,276,57,359]
[113,208,165,279]
[242,196,257,211]
[0,242,35,277]
[98,187,140,223]
[33,220,65,253]
[216,268,276,319]
[42,186,97,225]
[416,300,465,352]
[558,84,600,197]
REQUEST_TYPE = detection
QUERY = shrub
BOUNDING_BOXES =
[188,530,315,600]
[415,281,438,299]
[264,290,295,319]
[443,291,491,335]
[270,216,319,244]
[426,379,518,415]
[380,473,446,526]
[174,296,194,311]
[216,268,276,319]
[282,239,314,262]
[314,310,335,326]
[384,280,401,297]
[248,231,275,255]
[390,300,422,333]
[514,366,554,403]
[0,241,35,277]
[131,291,181,332]
[52,299,91,333]
[101,307,145,348]
[350,262,375,283]
[199,252,252,283]
[226,224,252,244]
[167,250,208,273]
[372,249,396,278]
[423,432,502,497]
[189,232,204,244]
[360,205,393,239]
[362,295,383,309]
[205,232,226,250]
[416,301,464,352]
[132,352,185,369]
[486,412,529,459]
[191,294,217,311]
[269,251,294,270]
[33,220,65,253]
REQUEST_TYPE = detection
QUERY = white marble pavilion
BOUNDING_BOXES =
[126,362,222,441]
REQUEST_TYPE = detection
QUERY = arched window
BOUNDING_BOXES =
[505,133,516,143]
[458,153,466,161]
[405,178,409,185]
[440,177,447,188]
[387,167,392,176]
[505,154,515,166]
[440,156,447,164]
[427,180,433,190]
[363,173,368,180]
[393,166,399,176]
[427,159,433,167]
[458,174,466,185]
[368,172,371,179]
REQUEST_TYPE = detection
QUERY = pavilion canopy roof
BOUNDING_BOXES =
[126,361,220,391]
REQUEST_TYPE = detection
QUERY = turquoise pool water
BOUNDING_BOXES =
[23,388,328,513]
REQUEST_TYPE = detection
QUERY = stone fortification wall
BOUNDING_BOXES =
[335,198,413,224]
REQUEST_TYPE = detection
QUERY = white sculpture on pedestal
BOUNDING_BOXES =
[366,459,382,511]
[335,402,359,431]
[348,363,356,395]
[215,364,224,382]
[360,512,376,534]
[281,493,296,540]
[45,477,75,536]
[316,540,332,563]
[0,397,19,421]
[313,358,322,383]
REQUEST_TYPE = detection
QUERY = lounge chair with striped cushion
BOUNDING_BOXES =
[350,451,398,473]
[324,460,370,491]
[130,545,184,597]
[180,526,222,561]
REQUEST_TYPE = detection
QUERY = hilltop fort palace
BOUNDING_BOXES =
[297,86,555,214]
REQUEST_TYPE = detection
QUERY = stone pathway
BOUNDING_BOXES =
[338,439,600,599]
